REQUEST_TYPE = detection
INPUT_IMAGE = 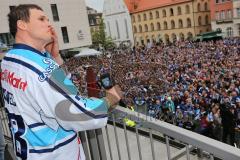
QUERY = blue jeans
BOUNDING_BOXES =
[0,122,5,160]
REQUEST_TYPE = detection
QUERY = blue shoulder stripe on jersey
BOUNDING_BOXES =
[13,43,47,57]
[29,133,77,153]
[8,49,48,68]
[3,56,42,75]
[28,123,45,128]
[8,48,55,70]
[3,56,108,119]
[24,127,75,147]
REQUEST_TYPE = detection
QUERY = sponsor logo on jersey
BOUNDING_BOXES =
[2,88,16,106]
[0,69,28,91]
[38,58,58,82]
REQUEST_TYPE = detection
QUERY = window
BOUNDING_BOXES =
[220,10,225,20]
[205,15,209,24]
[0,33,13,45]
[146,36,150,43]
[157,22,161,30]
[215,11,220,20]
[237,8,240,18]
[226,27,233,37]
[51,4,59,21]
[139,25,142,32]
[124,19,129,38]
[132,15,135,23]
[187,18,191,27]
[204,2,208,11]
[179,33,184,41]
[138,15,141,22]
[91,19,96,25]
[186,5,190,14]
[144,24,148,32]
[198,16,202,25]
[143,13,147,21]
[164,34,169,43]
[162,9,166,17]
[61,27,69,43]
[133,26,137,33]
[171,20,175,29]
[152,35,155,43]
[164,21,168,29]
[197,3,201,12]
[115,20,120,39]
[172,33,177,42]
[149,12,153,20]
[134,37,137,45]
[140,37,144,45]
[157,34,162,42]
[170,8,174,16]
[178,7,182,15]
[150,23,154,31]
[179,19,183,28]
[227,10,232,19]
[156,11,159,18]
[216,0,219,3]
[187,32,193,40]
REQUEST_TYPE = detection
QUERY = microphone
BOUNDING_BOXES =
[99,73,126,107]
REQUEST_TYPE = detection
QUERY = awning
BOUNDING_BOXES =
[74,48,102,57]
[202,35,222,39]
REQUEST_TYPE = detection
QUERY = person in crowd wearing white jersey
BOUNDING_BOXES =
[1,4,122,160]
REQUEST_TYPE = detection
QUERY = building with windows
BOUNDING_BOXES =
[125,0,211,45]
[0,0,91,52]
[103,0,134,47]
[210,0,234,37]
[87,7,102,34]
[233,0,240,36]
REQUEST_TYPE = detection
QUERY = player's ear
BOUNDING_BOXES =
[17,20,27,31]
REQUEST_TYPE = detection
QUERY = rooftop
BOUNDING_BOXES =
[124,0,191,13]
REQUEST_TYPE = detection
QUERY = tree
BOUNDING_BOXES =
[91,18,115,50]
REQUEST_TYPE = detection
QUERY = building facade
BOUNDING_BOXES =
[233,0,240,36]
[87,7,102,34]
[103,0,134,47]
[210,0,234,37]
[125,0,211,45]
[0,0,91,51]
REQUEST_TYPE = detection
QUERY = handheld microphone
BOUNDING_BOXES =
[99,73,126,107]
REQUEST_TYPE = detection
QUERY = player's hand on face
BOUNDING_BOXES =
[45,27,59,58]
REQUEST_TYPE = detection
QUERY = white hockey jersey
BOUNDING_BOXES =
[0,43,109,160]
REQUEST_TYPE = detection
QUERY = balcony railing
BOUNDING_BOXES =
[79,106,240,160]
[1,105,240,160]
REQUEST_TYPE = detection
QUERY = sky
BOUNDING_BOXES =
[85,0,104,12]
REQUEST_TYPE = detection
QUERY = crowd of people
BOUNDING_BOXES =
[64,38,240,147]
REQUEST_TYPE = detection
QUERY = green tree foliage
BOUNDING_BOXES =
[91,19,115,50]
